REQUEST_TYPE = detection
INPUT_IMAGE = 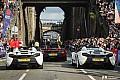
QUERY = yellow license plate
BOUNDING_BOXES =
[49,53,57,56]
[92,58,104,61]
[19,58,30,62]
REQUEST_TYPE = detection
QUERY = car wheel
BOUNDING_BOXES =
[6,66,10,70]
[109,65,115,70]
[6,65,12,70]
[105,64,115,70]
[38,64,43,69]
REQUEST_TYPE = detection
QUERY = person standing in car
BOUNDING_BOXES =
[14,38,21,49]
[34,40,39,50]
[8,38,15,52]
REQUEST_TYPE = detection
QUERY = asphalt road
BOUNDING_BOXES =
[0,57,120,80]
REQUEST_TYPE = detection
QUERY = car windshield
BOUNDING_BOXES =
[41,42,59,48]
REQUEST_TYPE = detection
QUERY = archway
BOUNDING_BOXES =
[20,0,90,46]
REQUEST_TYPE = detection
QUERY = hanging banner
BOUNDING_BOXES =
[2,8,12,38]
[115,0,120,24]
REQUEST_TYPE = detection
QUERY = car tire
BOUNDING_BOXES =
[109,65,115,70]
[6,65,12,70]
[105,64,115,70]
[6,66,10,70]
[38,64,43,69]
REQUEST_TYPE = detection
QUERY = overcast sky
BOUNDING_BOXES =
[40,7,65,23]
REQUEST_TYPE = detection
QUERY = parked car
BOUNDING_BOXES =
[6,47,43,69]
[71,45,115,69]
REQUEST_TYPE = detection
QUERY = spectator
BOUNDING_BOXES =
[34,40,39,50]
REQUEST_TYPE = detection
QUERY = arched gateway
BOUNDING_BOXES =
[19,0,109,46]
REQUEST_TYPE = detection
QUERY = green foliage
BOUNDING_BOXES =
[89,12,96,20]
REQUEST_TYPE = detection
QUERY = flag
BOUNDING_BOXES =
[2,8,12,38]
[115,0,120,24]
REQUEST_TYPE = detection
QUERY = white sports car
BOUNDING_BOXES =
[6,47,43,69]
[71,45,116,69]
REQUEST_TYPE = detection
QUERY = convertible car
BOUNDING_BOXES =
[6,47,43,69]
[71,45,115,69]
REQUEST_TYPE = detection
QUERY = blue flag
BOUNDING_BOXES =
[116,0,120,16]
[2,8,12,38]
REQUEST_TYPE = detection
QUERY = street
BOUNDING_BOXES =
[0,0,119,80]
[0,57,120,80]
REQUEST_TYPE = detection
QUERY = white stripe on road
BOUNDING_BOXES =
[26,69,29,72]
[19,69,29,80]
[19,73,27,80]
[88,75,96,80]
[80,69,96,80]
[80,69,87,73]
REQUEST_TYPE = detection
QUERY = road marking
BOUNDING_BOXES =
[80,69,87,73]
[80,69,96,80]
[112,71,118,73]
[19,73,27,80]
[88,75,96,80]
[53,79,59,80]
[26,69,29,72]
[19,69,29,80]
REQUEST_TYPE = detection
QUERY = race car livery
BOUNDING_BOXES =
[71,46,115,69]
[6,47,43,69]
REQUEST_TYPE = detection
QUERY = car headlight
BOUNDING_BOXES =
[82,53,89,57]
[107,53,113,57]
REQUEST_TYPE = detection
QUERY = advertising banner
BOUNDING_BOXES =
[115,0,120,24]
[2,8,12,38]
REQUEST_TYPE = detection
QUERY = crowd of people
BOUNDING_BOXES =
[0,37,23,52]
[0,0,18,37]
[0,0,4,30]
[63,0,120,61]
[0,0,18,51]
[96,0,120,38]
[0,38,7,51]
[0,0,119,53]
[64,37,120,51]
